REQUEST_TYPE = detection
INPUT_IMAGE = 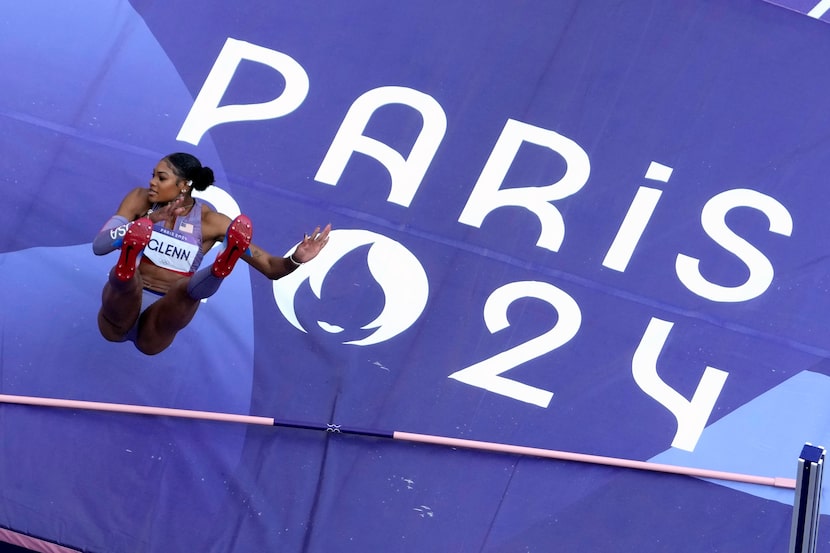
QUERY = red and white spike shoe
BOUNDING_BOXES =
[114,217,152,282]
[212,214,253,278]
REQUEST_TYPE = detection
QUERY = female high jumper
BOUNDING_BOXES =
[93,152,330,355]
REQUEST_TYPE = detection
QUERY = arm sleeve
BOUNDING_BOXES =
[92,215,131,255]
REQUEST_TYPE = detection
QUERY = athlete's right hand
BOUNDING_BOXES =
[149,194,188,224]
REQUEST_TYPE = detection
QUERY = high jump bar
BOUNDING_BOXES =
[0,393,796,489]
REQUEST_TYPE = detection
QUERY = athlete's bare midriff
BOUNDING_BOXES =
[138,260,188,294]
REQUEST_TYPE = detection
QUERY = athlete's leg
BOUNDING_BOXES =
[134,278,201,355]
[185,214,253,299]
[185,266,223,300]
[97,218,153,342]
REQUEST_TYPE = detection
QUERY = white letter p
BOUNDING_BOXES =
[177,38,309,145]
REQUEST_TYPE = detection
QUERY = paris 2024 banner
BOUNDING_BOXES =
[2,0,830,551]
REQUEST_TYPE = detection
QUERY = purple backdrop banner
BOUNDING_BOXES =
[2,0,830,551]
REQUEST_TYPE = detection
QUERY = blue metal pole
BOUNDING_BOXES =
[789,443,825,553]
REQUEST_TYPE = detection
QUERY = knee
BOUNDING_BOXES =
[100,332,128,343]
[134,332,174,356]
[97,313,129,343]
[135,343,165,356]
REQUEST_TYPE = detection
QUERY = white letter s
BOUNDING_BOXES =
[676,188,792,302]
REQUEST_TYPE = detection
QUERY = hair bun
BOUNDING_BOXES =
[199,166,216,188]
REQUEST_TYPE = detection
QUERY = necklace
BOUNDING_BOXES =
[147,201,195,216]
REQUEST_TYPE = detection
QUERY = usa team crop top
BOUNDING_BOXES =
[141,199,207,276]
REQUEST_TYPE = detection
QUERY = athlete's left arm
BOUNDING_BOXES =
[203,211,331,280]
[243,223,332,280]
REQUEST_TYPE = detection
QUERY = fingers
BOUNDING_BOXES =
[294,224,332,264]
[305,224,331,244]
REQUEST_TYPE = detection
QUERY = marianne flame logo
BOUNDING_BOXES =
[272,229,429,346]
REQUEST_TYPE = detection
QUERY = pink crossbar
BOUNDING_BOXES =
[0,528,81,553]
